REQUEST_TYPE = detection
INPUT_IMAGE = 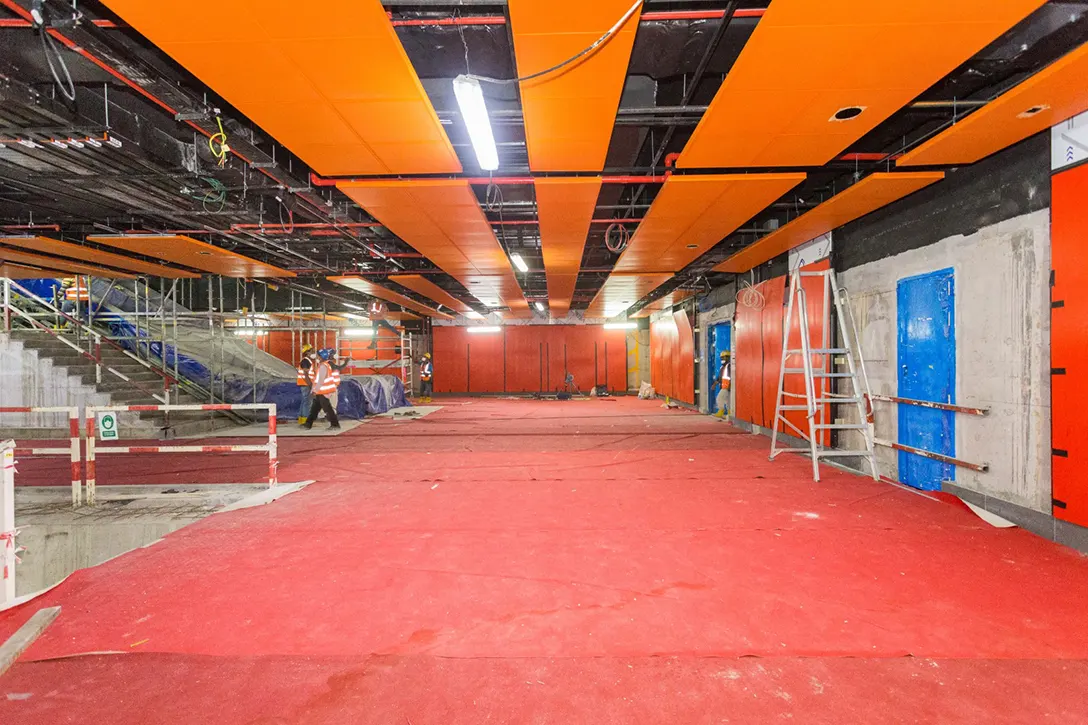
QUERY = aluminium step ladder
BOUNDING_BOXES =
[769,268,879,482]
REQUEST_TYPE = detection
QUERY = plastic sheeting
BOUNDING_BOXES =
[89,279,409,419]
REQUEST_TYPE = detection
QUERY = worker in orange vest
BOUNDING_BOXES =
[303,348,341,430]
[325,347,349,412]
[419,352,433,403]
[714,350,731,418]
[295,344,317,425]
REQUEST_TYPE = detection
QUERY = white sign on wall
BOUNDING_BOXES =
[97,411,120,441]
[1052,109,1088,172]
[789,232,832,270]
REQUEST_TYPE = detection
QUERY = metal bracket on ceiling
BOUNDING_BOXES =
[174,111,209,122]
[249,161,277,169]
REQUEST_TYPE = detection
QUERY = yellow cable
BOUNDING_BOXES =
[208,116,229,167]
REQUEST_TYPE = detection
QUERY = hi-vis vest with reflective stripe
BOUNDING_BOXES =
[421,360,433,382]
[330,367,341,388]
[314,361,338,396]
[64,278,90,301]
[296,358,310,386]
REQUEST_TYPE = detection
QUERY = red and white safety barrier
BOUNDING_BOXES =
[2,440,17,606]
[0,407,82,506]
[84,404,277,505]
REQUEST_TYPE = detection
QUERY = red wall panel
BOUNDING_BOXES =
[433,325,629,394]
[734,276,784,427]
[648,311,694,405]
[1052,162,1088,526]
[673,309,695,404]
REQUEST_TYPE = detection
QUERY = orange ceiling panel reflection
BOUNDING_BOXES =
[614,174,805,273]
[508,0,641,171]
[677,0,1045,169]
[534,177,601,316]
[388,274,475,315]
[327,276,454,320]
[87,235,295,278]
[714,172,945,273]
[898,43,1088,167]
[338,180,527,309]
[584,273,672,319]
[1,236,198,279]
[99,0,460,176]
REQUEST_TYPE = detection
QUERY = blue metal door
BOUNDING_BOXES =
[708,322,731,410]
[897,269,956,490]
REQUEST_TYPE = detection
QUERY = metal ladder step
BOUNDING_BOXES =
[782,369,853,378]
[785,348,848,355]
[816,450,876,457]
[813,423,868,430]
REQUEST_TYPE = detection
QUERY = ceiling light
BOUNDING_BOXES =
[510,253,529,273]
[233,329,266,337]
[106,136,122,148]
[343,302,365,311]
[467,326,501,334]
[831,106,866,122]
[67,138,85,149]
[48,139,68,149]
[342,312,369,321]
[465,310,484,319]
[343,328,374,337]
[453,75,499,171]
[534,301,545,312]
[18,139,42,149]
[604,322,637,330]
[84,137,102,148]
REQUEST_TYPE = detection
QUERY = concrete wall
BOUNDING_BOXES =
[0,333,109,431]
[838,208,1051,512]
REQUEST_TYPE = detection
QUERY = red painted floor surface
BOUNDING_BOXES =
[3,397,1088,723]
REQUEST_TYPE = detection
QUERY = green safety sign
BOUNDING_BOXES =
[97,411,120,441]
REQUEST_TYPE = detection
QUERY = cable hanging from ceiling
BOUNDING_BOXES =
[465,0,643,85]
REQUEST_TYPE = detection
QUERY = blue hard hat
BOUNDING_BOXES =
[317,348,333,360]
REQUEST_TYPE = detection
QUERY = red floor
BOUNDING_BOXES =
[3,397,1088,723]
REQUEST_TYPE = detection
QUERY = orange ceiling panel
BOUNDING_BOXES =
[714,172,945,273]
[0,236,199,279]
[86,235,295,278]
[584,273,672,319]
[614,174,806,273]
[632,289,696,318]
[508,0,641,171]
[1,263,68,279]
[98,0,460,176]
[0,247,135,278]
[535,178,601,315]
[327,276,454,320]
[677,0,1046,169]
[387,274,474,314]
[898,43,1088,167]
[338,180,527,309]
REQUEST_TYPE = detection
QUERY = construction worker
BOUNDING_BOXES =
[714,350,732,418]
[419,352,433,403]
[296,343,316,425]
[303,348,341,430]
[324,348,349,412]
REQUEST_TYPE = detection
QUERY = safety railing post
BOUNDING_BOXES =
[2,277,10,332]
[68,408,82,507]
[1,439,16,606]
[267,404,278,485]
[85,413,97,506]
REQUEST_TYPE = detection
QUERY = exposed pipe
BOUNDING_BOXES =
[312,173,667,187]
[0,9,767,30]
[0,223,61,231]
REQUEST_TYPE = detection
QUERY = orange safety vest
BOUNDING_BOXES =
[330,367,342,388]
[314,361,338,396]
[64,278,90,301]
[296,358,311,387]
[721,362,731,390]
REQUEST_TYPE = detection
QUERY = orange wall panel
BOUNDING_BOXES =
[1051,162,1088,526]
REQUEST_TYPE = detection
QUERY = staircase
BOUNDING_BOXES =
[3,330,238,439]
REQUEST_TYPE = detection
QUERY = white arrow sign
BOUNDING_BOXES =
[1052,110,1088,172]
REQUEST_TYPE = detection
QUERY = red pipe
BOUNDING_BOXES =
[314,172,667,187]
[642,9,766,21]
[0,9,766,30]
[1,223,61,231]
[489,218,643,225]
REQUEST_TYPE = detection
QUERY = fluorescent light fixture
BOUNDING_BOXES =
[84,137,102,148]
[510,253,529,273]
[106,136,122,148]
[534,301,545,312]
[465,310,484,320]
[18,139,42,149]
[453,74,499,171]
[67,138,85,149]
[342,302,365,311]
[48,139,68,149]
[342,312,370,322]
[604,322,637,330]
[233,329,266,337]
[343,328,374,337]
[467,325,501,334]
